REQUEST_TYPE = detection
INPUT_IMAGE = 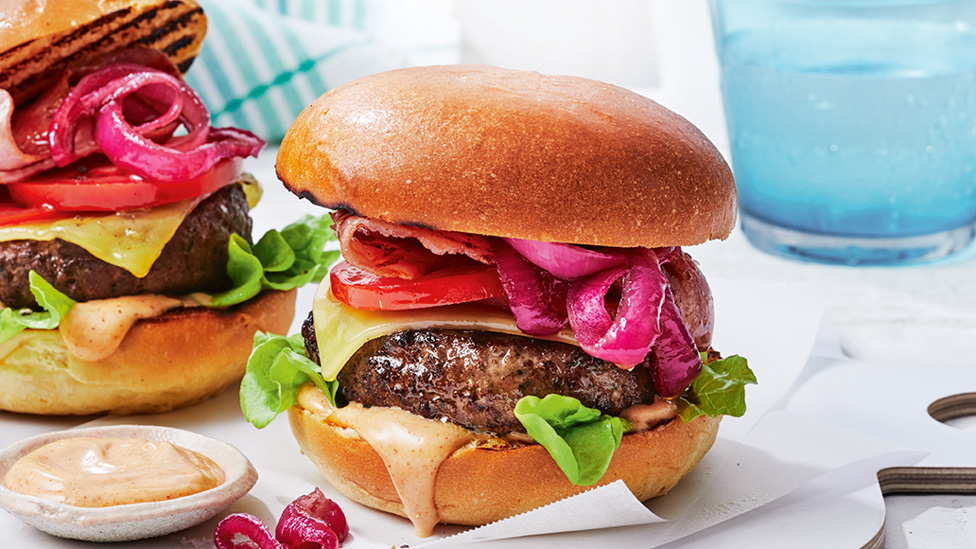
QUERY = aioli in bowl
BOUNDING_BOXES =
[4,436,225,507]
[0,424,257,542]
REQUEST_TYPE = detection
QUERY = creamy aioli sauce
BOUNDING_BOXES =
[296,387,678,538]
[59,294,203,361]
[3,437,224,507]
[298,386,474,537]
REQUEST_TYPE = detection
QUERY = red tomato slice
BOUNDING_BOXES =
[330,260,506,310]
[7,156,243,212]
[0,187,68,226]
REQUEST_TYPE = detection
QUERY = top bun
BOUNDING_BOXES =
[277,65,736,248]
[0,0,206,104]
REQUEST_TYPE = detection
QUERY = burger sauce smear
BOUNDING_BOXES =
[58,294,206,361]
[3,437,224,507]
[297,385,473,537]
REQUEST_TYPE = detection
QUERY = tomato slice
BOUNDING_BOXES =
[330,260,506,310]
[7,156,243,212]
[0,187,68,226]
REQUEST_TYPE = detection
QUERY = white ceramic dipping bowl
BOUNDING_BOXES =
[0,424,258,542]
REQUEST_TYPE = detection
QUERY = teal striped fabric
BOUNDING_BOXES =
[186,0,457,142]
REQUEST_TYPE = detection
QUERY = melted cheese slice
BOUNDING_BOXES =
[311,279,578,381]
[0,198,201,277]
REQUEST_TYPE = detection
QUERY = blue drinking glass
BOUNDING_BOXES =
[709,0,976,265]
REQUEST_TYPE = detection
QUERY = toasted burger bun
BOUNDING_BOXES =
[0,289,295,416]
[278,64,737,248]
[288,391,720,526]
[0,0,205,104]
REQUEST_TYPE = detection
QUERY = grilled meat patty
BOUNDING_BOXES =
[302,313,656,435]
[0,184,252,309]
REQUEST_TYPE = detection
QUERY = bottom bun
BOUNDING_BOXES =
[0,289,296,415]
[288,394,720,528]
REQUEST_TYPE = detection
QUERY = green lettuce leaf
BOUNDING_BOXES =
[240,331,339,429]
[677,354,757,422]
[210,215,339,307]
[514,394,628,486]
[0,271,77,343]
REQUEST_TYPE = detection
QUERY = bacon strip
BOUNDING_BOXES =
[0,75,99,182]
[0,90,45,172]
[331,210,493,279]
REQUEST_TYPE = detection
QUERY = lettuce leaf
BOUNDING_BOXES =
[514,394,628,486]
[677,354,757,422]
[240,331,339,429]
[513,355,755,485]
[210,215,339,307]
[0,271,77,343]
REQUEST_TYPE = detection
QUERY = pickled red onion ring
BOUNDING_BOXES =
[49,62,263,183]
[96,105,262,181]
[504,237,628,280]
[214,513,283,549]
[566,251,667,368]
[651,286,704,399]
[48,64,182,165]
[214,489,347,549]
[276,488,348,548]
[493,239,569,335]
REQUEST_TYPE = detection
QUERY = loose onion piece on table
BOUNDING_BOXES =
[214,488,348,549]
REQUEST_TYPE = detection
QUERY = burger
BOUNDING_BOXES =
[242,65,756,537]
[0,0,332,415]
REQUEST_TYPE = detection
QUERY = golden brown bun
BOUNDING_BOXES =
[288,398,720,526]
[0,0,206,104]
[278,65,736,248]
[0,289,295,416]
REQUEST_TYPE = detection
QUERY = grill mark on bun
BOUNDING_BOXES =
[140,7,204,49]
[0,1,205,104]
[176,57,196,73]
[9,10,134,78]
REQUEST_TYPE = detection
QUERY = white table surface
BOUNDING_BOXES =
[3,1,976,547]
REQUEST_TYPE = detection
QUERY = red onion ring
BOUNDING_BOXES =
[651,286,704,399]
[96,105,262,181]
[49,60,263,183]
[48,64,177,165]
[493,239,569,335]
[500,238,705,396]
[214,513,283,549]
[276,488,348,548]
[214,489,347,549]
[503,237,628,280]
[566,251,668,367]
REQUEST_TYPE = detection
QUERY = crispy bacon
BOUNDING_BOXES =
[331,210,493,279]
[0,90,49,176]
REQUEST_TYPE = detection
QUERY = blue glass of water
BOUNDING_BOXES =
[710,0,976,265]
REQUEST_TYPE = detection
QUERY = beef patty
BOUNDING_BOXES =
[0,184,252,309]
[302,313,656,435]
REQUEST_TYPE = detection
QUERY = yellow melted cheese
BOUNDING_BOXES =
[0,175,261,277]
[311,279,578,381]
